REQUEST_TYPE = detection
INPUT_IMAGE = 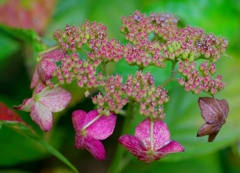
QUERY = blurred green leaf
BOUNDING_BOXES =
[0,24,46,56]
[0,121,78,173]
[143,61,180,91]
[45,0,139,42]
[114,59,138,81]
[0,123,46,166]
[0,32,19,61]
[123,152,222,173]
[145,0,238,39]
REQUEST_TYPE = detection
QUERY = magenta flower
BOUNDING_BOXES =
[30,48,66,89]
[119,118,184,163]
[72,110,117,160]
[14,83,71,131]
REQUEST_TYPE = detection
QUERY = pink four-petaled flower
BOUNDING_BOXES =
[14,83,71,131]
[119,118,184,163]
[72,110,117,160]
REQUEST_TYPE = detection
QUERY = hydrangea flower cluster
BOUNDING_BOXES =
[16,11,228,164]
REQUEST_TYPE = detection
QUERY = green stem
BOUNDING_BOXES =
[101,61,108,77]
[107,101,135,173]
[36,45,59,61]
[161,61,178,87]
[138,66,144,71]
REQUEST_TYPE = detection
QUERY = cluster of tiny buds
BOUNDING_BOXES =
[120,10,179,68]
[127,71,169,119]
[120,10,178,44]
[51,53,101,89]
[53,21,107,53]
[120,10,228,67]
[53,21,124,63]
[44,10,228,117]
[89,38,124,62]
[92,71,168,119]
[92,74,129,115]
[178,59,225,95]
[51,11,228,75]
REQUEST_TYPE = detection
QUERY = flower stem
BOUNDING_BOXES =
[107,101,135,173]
[82,114,101,130]
[161,61,178,87]
[101,61,108,77]
[150,120,154,151]
[36,45,59,61]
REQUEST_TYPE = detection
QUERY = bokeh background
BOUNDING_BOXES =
[0,0,240,173]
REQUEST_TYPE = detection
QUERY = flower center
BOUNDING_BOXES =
[81,129,87,137]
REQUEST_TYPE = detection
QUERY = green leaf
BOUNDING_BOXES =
[0,123,46,166]
[1,121,78,173]
[145,0,238,39]
[142,61,179,90]
[123,152,222,173]
[114,59,138,82]
[45,0,139,41]
[0,32,20,61]
[0,24,46,56]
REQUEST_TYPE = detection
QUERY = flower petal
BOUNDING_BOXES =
[85,137,105,161]
[30,68,40,89]
[33,82,46,95]
[83,110,98,125]
[152,120,171,150]
[135,118,170,151]
[39,86,71,112]
[85,110,117,140]
[37,59,57,84]
[41,48,66,62]
[30,102,52,131]
[119,135,147,159]
[72,110,87,132]
[119,134,170,164]
[157,140,184,154]
[13,98,34,112]
[134,118,151,147]
[74,133,85,149]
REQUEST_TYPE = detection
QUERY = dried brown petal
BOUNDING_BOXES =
[197,97,229,142]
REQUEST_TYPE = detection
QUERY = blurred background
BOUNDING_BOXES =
[0,0,240,173]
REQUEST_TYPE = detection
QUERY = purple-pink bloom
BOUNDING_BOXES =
[72,110,117,160]
[14,83,71,132]
[119,118,184,163]
[30,48,66,89]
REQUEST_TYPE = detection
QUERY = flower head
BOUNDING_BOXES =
[14,83,71,131]
[72,110,116,160]
[119,118,184,163]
